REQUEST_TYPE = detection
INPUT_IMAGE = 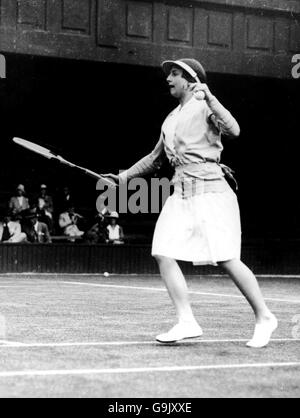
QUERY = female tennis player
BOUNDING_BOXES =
[104,58,277,348]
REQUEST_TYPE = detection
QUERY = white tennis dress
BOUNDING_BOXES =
[119,95,241,265]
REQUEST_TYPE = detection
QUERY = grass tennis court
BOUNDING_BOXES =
[0,274,299,398]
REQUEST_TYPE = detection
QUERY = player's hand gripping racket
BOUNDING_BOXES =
[12,137,117,188]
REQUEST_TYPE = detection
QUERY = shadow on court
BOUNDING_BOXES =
[0,274,299,398]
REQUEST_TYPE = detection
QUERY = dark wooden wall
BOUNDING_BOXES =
[0,0,299,79]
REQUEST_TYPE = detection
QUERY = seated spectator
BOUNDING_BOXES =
[36,184,54,232]
[0,211,27,243]
[106,212,125,245]
[85,213,108,244]
[22,209,52,244]
[59,206,84,240]
[8,184,30,217]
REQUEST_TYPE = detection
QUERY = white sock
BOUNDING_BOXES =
[246,314,278,348]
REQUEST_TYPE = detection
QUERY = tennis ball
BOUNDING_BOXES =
[194,90,205,100]
[104,272,110,277]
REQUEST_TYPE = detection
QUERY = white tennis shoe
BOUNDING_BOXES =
[156,322,203,343]
[246,314,278,348]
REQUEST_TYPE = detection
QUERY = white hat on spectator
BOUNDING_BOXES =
[16,184,25,192]
[40,184,47,189]
[108,211,119,219]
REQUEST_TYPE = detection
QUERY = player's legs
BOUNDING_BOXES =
[155,255,195,322]
[154,255,202,342]
[219,258,278,347]
[219,259,270,319]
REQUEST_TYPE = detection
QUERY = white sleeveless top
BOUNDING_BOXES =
[107,225,121,240]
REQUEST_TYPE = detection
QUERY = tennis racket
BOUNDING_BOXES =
[12,137,117,188]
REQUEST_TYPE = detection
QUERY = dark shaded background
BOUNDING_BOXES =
[0,53,299,238]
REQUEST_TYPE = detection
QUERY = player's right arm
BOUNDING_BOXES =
[103,134,166,185]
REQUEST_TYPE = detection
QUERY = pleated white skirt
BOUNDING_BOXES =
[152,186,241,266]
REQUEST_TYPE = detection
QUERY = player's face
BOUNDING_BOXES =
[167,66,188,99]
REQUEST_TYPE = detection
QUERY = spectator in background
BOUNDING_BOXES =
[8,184,30,217]
[0,211,27,243]
[106,212,124,245]
[85,213,108,244]
[22,209,52,244]
[59,206,84,240]
[57,186,75,212]
[36,184,54,232]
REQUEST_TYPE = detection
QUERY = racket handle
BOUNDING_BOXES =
[84,170,117,187]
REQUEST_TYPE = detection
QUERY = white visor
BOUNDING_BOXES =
[162,60,200,82]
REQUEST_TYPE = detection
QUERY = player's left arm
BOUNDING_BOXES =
[190,83,240,138]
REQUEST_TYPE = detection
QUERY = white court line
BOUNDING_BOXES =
[0,286,35,288]
[2,273,300,278]
[0,362,300,378]
[0,338,299,348]
[257,275,300,279]
[1,280,299,304]
[62,281,300,304]
[0,340,25,346]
